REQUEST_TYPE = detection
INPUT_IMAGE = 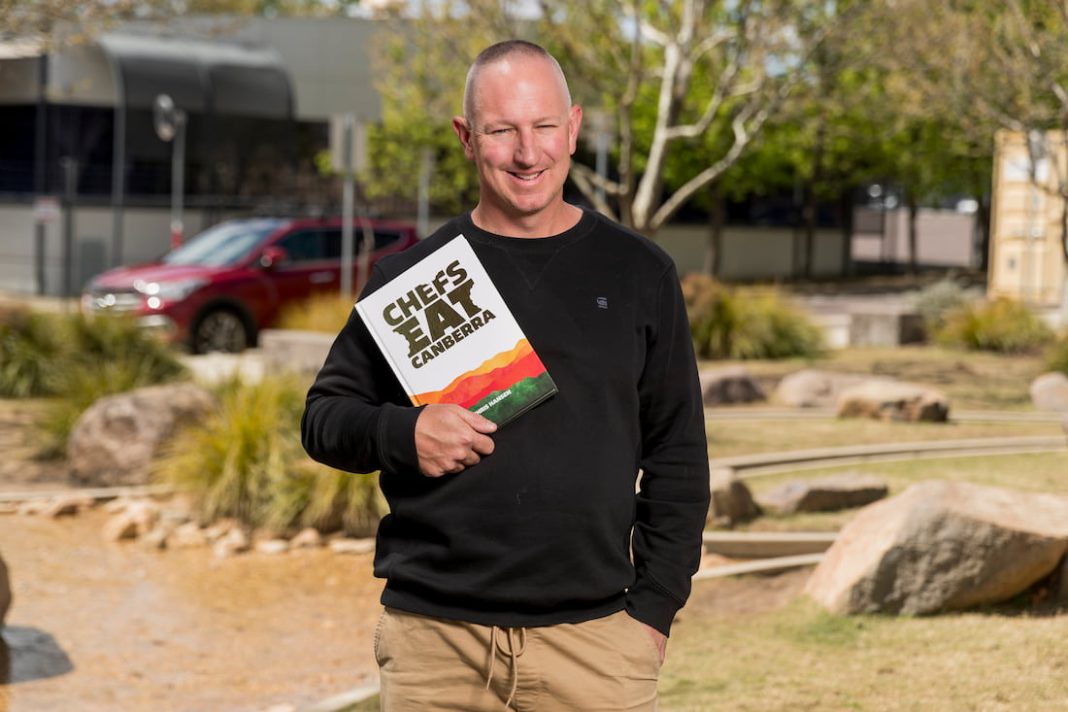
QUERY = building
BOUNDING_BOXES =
[0,16,382,296]
[989,129,1067,306]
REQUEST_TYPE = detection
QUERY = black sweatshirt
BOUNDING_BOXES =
[301,208,710,636]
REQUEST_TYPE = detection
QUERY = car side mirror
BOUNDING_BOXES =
[259,246,289,270]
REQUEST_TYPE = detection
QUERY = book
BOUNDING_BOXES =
[355,235,557,426]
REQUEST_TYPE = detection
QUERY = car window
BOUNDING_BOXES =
[277,230,325,264]
[321,227,403,256]
[163,220,282,267]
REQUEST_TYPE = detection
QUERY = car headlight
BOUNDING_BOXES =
[136,278,207,302]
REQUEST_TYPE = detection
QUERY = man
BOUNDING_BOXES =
[302,40,709,711]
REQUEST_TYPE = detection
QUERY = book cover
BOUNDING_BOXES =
[355,235,557,426]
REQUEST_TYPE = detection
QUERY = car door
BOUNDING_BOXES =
[262,227,341,325]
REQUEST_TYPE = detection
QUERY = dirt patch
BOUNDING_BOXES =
[0,509,383,712]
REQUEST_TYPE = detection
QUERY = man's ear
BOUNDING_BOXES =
[452,116,475,160]
[568,104,583,156]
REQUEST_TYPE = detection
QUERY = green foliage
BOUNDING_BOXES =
[1044,333,1068,375]
[0,308,64,397]
[155,376,385,535]
[937,298,1054,353]
[276,293,355,334]
[911,277,976,333]
[682,274,824,360]
[28,311,187,456]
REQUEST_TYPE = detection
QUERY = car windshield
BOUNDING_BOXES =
[162,220,285,267]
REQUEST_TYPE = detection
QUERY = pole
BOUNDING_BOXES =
[417,147,432,239]
[170,111,186,248]
[340,114,355,300]
[61,157,77,303]
[34,54,48,295]
[110,67,126,268]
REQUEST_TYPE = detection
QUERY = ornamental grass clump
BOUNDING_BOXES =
[1045,332,1068,375]
[276,293,355,334]
[681,274,823,360]
[155,376,384,535]
[936,297,1054,354]
[32,312,187,456]
[911,277,975,334]
[0,307,64,397]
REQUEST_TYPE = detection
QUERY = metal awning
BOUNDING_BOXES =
[96,32,294,118]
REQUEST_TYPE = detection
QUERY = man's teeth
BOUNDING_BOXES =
[512,172,542,181]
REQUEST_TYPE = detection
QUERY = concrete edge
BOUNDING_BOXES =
[0,484,177,504]
[702,531,837,558]
[693,553,825,580]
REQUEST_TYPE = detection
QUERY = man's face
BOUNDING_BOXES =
[452,55,582,229]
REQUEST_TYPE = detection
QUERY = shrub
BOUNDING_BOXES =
[1045,333,1068,375]
[681,274,823,360]
[0,308,64,397]
[276,293,355,334]
[937,298,1054,353]
[912,277,975,333]
[18,311,189,456]
[155,376,384,535]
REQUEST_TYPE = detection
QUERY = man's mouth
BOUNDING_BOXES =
[509,170,545,182]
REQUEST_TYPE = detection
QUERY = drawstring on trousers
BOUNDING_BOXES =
[484,625,527,710]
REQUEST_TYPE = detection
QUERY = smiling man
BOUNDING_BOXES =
[302,40,710,711]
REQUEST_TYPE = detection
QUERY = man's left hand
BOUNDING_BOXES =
[642,623,667,664]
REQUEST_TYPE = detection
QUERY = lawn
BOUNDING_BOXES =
[707,345,1047,411]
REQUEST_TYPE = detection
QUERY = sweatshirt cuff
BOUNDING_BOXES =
[375,402,425,473]
[625,576,684,637]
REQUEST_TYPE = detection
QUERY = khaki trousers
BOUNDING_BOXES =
[375,607,662,712]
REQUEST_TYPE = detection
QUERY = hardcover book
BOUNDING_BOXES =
[355,235,557,426]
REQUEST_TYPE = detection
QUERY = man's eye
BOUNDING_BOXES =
[490,128,512,135]
[537,124,557,130]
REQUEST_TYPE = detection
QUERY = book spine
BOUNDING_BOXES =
[354,301,420,405]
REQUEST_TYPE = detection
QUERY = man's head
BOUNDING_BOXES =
[452,40,582,236]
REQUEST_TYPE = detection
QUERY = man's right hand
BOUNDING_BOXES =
[414,404,497,477]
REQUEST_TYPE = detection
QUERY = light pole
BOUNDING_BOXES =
[154,94,187,249]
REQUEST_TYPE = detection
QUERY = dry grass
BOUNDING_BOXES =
[707,345,1045,411]
[707,418,1061,459]
[662,582,1068,711]
[735,452,1068,532]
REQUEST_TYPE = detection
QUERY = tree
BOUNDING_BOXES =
[369,0,846,236]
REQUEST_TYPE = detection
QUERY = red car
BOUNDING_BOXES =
[82,217,419,352]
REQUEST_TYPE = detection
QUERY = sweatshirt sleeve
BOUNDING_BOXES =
[301,265,424,475]
[625,264,711,636]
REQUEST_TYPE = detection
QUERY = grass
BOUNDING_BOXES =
[707,418,1060,459]
[661,589,1068,711]
[275,293,354,334]
[734,452,1068,532]
[705,344,1046,410]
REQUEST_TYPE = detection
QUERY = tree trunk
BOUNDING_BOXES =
[704,182,725,277]
[907,191,919,275]
[838,188,854,277]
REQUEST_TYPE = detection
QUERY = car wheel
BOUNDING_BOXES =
[192,308,251,353]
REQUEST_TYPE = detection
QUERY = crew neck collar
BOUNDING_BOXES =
[459,207,597,248]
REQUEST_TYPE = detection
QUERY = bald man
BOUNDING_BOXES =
[303,40,709,711]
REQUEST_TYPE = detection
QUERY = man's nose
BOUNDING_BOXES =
[512,128,537,166]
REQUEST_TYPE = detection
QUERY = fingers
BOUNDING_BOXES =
[456,406,498,434]
[415,404,497,477]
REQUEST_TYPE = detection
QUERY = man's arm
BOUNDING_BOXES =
[302,266,497,477]
[626,264,711,639]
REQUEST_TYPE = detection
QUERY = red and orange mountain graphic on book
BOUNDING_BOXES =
[414,339,545,408]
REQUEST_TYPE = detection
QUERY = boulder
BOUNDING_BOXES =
[329,538,376,555]
[836,380,949,422]
[698,367,766,406]
[1,550,10,627]
[805,480,1068,615]
[68,382,216,487]
[1053,557,1068,609]
[213,528,251,558]
[1030,372,1068,412]
[256,539,290,555]
[44,494,96,518]
[169,522,209,548]
[102,513,140,542]
[709,467,761,526]
[291,527,323,549]
[773,370,873,408]
[758,473,889,514]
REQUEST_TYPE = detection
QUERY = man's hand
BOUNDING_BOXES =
[643,623,667,665]
[415,404,497,477]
